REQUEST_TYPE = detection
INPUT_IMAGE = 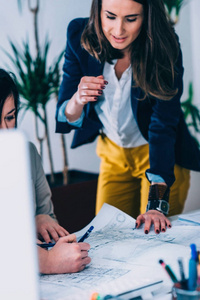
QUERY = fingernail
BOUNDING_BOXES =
[101,85,106,89]
[135,222,138,228]
[104,80,108,85]
[145,230,148,234]
[98,90,103,94]
[162,228,165,232]
[156,230,160,234]
[94,97,98,100]
[168,225,171,228]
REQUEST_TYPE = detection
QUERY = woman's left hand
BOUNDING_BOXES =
[135,210,171,234]
[36,214,69,243]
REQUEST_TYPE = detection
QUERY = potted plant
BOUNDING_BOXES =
[3,0,68,184]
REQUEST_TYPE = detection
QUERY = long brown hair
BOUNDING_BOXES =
[81,0,180,100]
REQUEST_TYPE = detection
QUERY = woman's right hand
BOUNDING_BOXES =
[65,75,108,122]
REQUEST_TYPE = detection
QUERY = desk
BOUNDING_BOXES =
[40,205,200,300]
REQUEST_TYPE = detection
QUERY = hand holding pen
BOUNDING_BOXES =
[38,235,91,274]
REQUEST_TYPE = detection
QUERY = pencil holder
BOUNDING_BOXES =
[172,282,200,300]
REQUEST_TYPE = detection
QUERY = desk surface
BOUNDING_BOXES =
[40,206,200,300]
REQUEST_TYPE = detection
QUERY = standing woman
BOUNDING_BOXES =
[56,0,200,233]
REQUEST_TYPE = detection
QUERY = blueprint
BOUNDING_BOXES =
[39,204,200,300]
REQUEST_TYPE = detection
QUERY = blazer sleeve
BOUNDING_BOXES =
[145,49,184,187]
[56,18,87,134]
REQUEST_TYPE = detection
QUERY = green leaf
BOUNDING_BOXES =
[163,0,186,19]
[3,38,64,122]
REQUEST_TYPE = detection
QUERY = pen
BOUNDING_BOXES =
[178,257,187,289]
[37,242,55,249]
[188,243,198,291]
[78,225,94,242]
[159,259,178,283]
[178,258,186,281]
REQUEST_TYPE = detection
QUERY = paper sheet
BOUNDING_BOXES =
[40,204,200,300]
[178,209,200,225]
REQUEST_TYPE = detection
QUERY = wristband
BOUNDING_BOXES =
[146,184,170,215]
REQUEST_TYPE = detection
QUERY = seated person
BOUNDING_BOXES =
[0,68,91,273]
[0,68,67,243]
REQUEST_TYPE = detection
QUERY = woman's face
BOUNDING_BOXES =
[101,0,144,54]
[0,95,16,129]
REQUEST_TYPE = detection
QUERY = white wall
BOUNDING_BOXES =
[0,0,199,211]
[0,0,99,175]
[175,0,200,213]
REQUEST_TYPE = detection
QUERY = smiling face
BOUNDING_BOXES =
[100,0,144,54]
[0,94,16,129]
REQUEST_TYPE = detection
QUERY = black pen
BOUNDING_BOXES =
[178,258,186,281]
[37,242,55,249]
[78,225,94,242]
[178,257,188,289]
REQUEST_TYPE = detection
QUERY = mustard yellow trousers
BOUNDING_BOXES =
[96,135,190,219]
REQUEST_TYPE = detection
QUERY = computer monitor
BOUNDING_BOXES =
[0,130,39,299]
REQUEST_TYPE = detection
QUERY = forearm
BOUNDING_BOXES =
[38,247,52,274]
[65,92,84,122]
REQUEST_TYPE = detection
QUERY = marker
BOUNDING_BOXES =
[198,266,200,287]
[159,259,178,283]
[78,225,94,242]
[188,244,198,291]
[37,242,55,249]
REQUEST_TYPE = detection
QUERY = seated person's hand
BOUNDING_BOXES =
[135,210,171,234]
[35,214,69,243]
[38,234,91,274]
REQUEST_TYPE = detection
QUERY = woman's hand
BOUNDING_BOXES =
[135,210,171,234]
[65,75,108,122]
[38,234,91,274]
[35,214,69,243]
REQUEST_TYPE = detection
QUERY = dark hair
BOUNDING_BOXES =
[81,0,180,100]
[0,68,19,127]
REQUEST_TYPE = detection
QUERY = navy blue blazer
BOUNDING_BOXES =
[56,18,200,187]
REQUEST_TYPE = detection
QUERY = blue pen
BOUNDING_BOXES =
[188,243,198,291]
[78,225,94,242]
